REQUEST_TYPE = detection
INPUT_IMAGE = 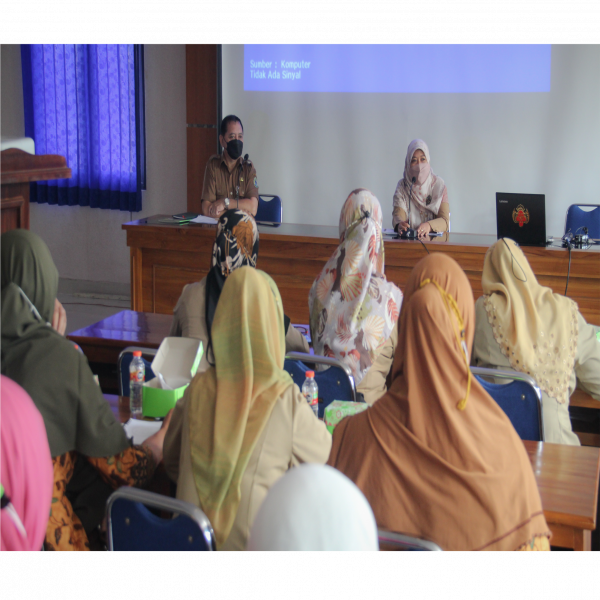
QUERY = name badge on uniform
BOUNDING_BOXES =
[426,195,432,206]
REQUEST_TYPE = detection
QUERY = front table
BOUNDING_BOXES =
[123,217,600,325]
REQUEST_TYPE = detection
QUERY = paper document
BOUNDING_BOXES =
[190,215,218,225]
[383,228,397,236]
[123,419,162,445]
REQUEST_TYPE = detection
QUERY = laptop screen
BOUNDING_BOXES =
[496,193,546,246]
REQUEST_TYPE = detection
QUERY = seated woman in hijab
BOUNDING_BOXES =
[1,376,53,551]
[1,230,170,551]
[170,208,309,370]
[392,139,450,238]
[328,253,551,551]
[163,267,331,550]
[309,189,403,405]
[472,238,600,446]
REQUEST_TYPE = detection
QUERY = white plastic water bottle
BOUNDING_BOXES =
[302,370,319,418]
[129,351,145,418]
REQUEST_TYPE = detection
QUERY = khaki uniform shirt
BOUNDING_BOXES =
[169,278,310,368]
[163,384,332,551]
[357,325,398,406]
[472,297,600,446]
[201,153,259,205]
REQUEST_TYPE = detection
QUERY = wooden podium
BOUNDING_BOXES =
[1,148,71,233]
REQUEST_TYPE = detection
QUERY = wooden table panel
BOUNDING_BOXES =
[123,217,600,326]
[68,310,173,364]
[524,440,599,549]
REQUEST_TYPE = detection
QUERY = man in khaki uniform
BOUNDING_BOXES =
[201,115,259,218]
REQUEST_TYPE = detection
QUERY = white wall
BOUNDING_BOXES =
[222,45,600,236]
[1,44,187,284]
[1,45,25,137]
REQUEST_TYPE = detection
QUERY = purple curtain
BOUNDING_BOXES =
[22,44,142,211]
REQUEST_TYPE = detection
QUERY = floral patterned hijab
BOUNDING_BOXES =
[309,189,403,384]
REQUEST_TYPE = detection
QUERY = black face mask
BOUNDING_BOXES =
[226,139,243,160]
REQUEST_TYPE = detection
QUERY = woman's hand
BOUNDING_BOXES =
[52,299,67,336]
[142,409,173,465]
[396,221,410,233]
[417,222,432,239]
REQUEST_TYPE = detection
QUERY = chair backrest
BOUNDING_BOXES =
[256,194,283,223]
[284,351,357,418]
[564,204,600,239]
[106,487,216,551]
[118,346,158,396]
[471,366,544,441]
[378,528,443,551]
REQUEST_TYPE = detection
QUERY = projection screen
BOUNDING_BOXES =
[222,44,600,236]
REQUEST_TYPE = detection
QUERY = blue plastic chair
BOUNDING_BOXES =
[378,528,443,551]
[284,351,358,418]
[106,487,216,551]
[118,346,157,397]
[256,194,283,223]
[564,204,600,239]
[471,367,544,441]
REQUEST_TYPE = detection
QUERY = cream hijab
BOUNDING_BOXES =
[186,267,294,549]
[247,464,379,551]
[481,238,579,404]
[309,189,402,384]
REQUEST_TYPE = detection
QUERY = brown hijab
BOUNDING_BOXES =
[327,253,549,550]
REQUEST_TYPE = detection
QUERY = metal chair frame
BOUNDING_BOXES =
[563,203,600,239]
[285,351,357,403]
[106,487,216,551]
[470,366,545,441]
[117,346,158,396]
[378,528,443,551]
[257,194,283,223]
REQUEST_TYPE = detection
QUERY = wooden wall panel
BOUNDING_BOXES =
[123,219,600,326]
[186,45,217,124]
[186,44,219,213]
[187,128,218,214]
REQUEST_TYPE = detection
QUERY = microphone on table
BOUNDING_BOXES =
[400,176,417,240]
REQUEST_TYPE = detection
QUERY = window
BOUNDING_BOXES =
[21,44,146,211]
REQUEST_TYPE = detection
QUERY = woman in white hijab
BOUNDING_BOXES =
[247,464,379,551]
[393,139,450,238]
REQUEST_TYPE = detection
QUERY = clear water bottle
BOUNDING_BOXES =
[129,351,145,419]
[302,370,319,418]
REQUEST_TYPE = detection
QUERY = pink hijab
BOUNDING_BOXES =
[1,375,53,551]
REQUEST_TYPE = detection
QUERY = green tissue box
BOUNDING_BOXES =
[141,338,203,418]
[324,401,369,434]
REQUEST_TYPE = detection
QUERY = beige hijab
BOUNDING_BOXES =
[186,267,294,548]
[328,253,549,550]
[481,238,579,404]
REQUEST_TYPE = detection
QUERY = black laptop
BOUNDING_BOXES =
[496,193,547,246]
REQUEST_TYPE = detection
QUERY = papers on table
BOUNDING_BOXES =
[123,419,162,445]
[189,215,218,225]
[383,228,397,236]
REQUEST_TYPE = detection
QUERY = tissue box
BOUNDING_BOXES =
[142,338,203,418]
[324,401,369,434]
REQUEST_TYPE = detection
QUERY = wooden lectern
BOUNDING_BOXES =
[1,148,71,234]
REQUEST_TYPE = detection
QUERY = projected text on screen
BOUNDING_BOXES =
[244,45,551,93]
